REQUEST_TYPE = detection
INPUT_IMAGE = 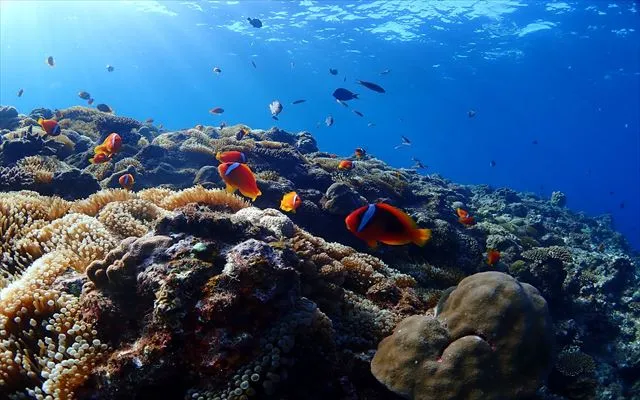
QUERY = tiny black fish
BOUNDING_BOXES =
[78,91,91,100]
[46,56,55,67]
[329,68,338,75]
[292,99,306,105]
[17,88,23,97]
[251,60,257,69]
[353,110,364,117]
[468,109,477,118]
[248,17,262,28]
[489,160,496,167]
[96,104,113,113]
[357,80,385,93]
[333,88,358,101]
[532,139,538,145]
[106,64,114,72]
[343,76,346,82]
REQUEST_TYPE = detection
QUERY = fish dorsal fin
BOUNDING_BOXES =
[377,202,417,229]
[357,204,376,233]
[225,162,241,176]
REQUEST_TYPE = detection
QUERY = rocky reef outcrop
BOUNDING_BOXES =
[1,105,639,400]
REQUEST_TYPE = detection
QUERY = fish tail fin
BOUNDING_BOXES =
[37,118,43,126]
[215,152,221,161]
[250,190,262,202]
[413,229,432,247]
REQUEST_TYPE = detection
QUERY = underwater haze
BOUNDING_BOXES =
[1,0,639,249]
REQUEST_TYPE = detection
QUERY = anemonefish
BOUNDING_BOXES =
[217,162,262,201]
[456,208,469,219]
[458,215,476,226]
[280,191,302,213]
[118,173,135,190]
[338,160,354,170]
[94,133,122,156]
[354,147,366,158]
[37,118,61,136]
[90,152,112,164]
[486,249,500,266]
[216,151,247,164]
[345,203,432,248]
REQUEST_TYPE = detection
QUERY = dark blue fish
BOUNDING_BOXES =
[329,68,338,75]
[353,110,363,117]
[96,104,113,113]
[251,60,257,69]
[357,80,385,93]
[292,99,306,105]
[247,17,262,28]
[333,88,358,101]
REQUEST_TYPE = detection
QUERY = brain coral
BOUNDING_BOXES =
[371,271,554,400]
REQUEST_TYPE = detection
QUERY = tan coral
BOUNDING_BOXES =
[114,157,144,173]
[96,200,170,239]
[159,185,250,212]
[16,156,70,184]
[137,187,173,205]
[69,189,136,216]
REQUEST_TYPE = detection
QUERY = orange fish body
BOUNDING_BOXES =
[90,152,112,164]
[486,249,500,266]
[118,174,135,190]
[216,151,247,164]
[456,208,469,218]
[94,133,122,155]
[217,162,261,201]
[345,203,432,248]
[458,215,476,226]
[338,160,353,170]
[37,118,61,136]
[280,191,302,213]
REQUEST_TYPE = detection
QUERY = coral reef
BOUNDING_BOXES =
[0,106,638,399]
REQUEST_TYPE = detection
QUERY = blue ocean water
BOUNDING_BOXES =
[1,0,638,249]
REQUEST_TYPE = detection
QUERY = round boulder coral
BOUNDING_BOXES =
[371,271,554,400]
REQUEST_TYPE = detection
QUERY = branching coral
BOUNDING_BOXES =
[0,166,35,190]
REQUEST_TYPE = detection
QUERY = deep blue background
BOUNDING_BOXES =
[1,1,638,249]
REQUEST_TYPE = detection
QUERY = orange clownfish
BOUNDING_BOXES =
[37,118,61,136]
[217,162,262,201]
[118,174,135,190]
[345,203,432,249]
[486,249,500,266]
[456,208,469,219]
[216,151,247,164]
[354,147,366,158]
[280,191,302,213]
[94,133,122,156]
[338,160,354,170]
[90,152,112,164]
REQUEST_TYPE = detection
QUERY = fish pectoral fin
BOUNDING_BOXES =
[366,240,378,249]
[225,184,236,193]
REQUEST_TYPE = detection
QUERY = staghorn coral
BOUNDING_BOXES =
[371,271,554,400]
[522,245,573,264]
[159,185,250,212]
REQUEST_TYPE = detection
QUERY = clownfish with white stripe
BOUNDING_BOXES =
[217,162,261,201]
[345,203,431,249]
[280,191,302,213]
